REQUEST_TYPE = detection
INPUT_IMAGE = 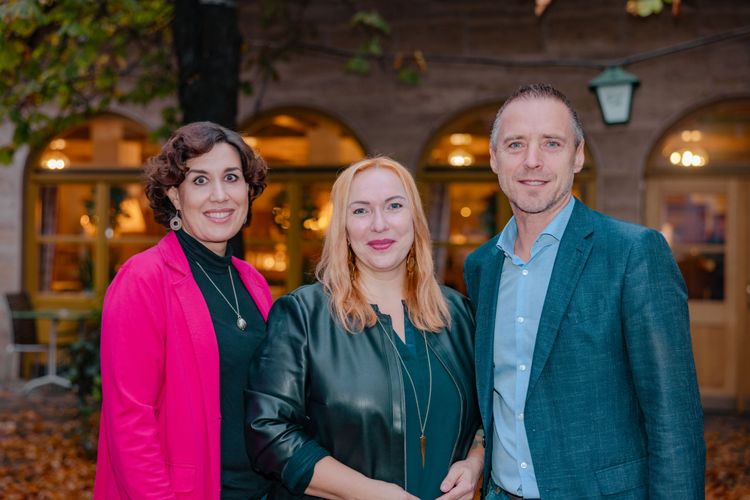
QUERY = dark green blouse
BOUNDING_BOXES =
[176,230,270,500]
[380,311,460,500]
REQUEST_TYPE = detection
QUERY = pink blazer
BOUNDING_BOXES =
[94,231,272,499]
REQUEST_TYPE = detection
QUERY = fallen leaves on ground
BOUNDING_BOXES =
[0,389,749,498]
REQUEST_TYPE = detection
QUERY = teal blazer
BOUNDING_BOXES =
[464,200,705,499]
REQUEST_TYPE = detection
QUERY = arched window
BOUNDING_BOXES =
[644,98,750,401]
[419,103,597,293]
[240,107,366,296]
[25,114,164,308]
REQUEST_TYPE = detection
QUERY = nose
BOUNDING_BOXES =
[209,181,229,202]
[523,144,542,169]
[370,208,388,232]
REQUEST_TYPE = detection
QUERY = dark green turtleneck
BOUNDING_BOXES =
[176,229,269,500]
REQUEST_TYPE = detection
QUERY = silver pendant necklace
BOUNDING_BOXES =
[194,261,247,331]
[376,318,432,468]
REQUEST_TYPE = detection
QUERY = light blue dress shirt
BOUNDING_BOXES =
[491,197,575,498]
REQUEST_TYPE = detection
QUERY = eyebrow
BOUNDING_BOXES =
[186,166,242,175]
[348,195,407,206]
[502,133,567,142]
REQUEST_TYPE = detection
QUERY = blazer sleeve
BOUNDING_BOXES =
[99,261,176,498]
[244,294,330,496]
[622,229,706,499]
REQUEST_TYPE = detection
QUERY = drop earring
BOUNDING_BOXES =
[169,210,182,231]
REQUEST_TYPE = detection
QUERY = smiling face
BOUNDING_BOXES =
[167,142,249,255]
[490,97,584,225]
[345,167,415,279]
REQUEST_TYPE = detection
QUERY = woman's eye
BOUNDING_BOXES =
[225,173,240,182]
[352,207,368,215]
[193,176,208,185]
[387,202,403,210]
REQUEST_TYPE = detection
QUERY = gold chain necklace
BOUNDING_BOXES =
[376,318,432,468]
[194,261,247,331]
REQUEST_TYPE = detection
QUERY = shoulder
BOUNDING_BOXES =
[440,285,474,325]
[440,285,471,311]
[465,234,500,269]
[111,244,167,286]
[584,207,666,249]
[271,283,329,314]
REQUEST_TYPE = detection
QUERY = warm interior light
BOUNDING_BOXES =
[49,138,67,150]
[460,206,472,218]
[243,136,258,148]
[449,133,472,146]
[40,151,70,170]
[680,129,702,142]
[670,148,708,168]
[116,198,147,233]
[302,201,333,232]
[448,149,474,167]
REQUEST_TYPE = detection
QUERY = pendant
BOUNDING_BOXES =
[237,316,247,330]
[420,433,426,468]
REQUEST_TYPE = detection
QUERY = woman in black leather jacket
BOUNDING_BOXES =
[245,157,483,500]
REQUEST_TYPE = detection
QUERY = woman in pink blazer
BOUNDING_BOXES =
[94,122,273,499]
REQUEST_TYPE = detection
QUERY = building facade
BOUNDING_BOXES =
[2,0,749,408]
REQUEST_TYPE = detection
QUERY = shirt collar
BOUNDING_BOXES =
[497,197,576,256]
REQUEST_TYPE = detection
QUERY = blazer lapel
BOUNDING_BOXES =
[158,233,220,415]
[527,202,594,399]
[475,243,504,430]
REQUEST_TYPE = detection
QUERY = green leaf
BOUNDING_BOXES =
[346,55,370,74]
[362,37,382,57]
[397,67,420,85]
[350,10,390,34]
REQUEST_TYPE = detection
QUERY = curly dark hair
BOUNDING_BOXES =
[144,121,268,228]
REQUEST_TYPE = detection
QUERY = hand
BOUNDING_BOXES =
[434,456,483,500]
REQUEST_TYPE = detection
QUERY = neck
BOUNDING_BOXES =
[182,228,227,256]
[512,194,571,261]
[357,265,406,307]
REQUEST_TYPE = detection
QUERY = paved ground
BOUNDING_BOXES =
[0,384,749,499]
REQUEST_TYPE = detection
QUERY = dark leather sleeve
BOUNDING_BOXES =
[244,293,329,496]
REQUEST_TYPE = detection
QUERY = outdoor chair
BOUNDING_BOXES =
[4,292,48,381]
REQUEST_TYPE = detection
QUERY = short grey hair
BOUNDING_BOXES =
[489,83,584,150]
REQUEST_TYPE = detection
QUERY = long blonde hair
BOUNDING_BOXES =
[316,156,450,333]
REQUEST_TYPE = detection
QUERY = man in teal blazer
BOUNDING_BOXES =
[464,84,705,500]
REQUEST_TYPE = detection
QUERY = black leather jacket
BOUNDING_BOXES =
[245,283,480,499]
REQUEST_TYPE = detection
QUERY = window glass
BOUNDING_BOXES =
[37,243,94,293]
[661,193,726,301]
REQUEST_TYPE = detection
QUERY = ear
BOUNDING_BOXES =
[167,186,181,211]
[489,147,500,175]
[573,139,585,174]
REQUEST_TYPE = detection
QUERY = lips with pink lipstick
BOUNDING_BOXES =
[367,239,395,251]
[204,208,235,222]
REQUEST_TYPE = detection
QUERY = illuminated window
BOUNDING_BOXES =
[647,99,750,174]
[240,108,366,296]
[26,115,164,307]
